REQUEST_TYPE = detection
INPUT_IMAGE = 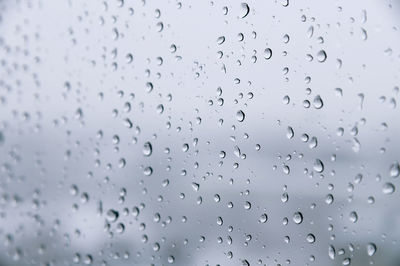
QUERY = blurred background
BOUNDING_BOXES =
[0,0,400,265]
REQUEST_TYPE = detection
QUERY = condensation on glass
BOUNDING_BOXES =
[0,0,399,265]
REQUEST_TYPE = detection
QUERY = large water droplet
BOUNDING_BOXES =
[286,126,294,139]
[264,48,272,60]
[317,50,327,62]
[349,211,358,223]
[236,110,245,122]
[366,243,377,256]
[106,209,119,223]
[390,162,399,178]
[240,3,250,18]
[328,245,336,260]
[313,95,324,109]
[259,213,268,223]
[293,212,303,224]
[382,182,395,194]
[143,142,152,156]
[313,159,324,173]
[306,233,315,243]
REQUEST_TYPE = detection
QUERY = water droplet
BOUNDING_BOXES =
[286,126,294,139]
[342,258,351,265]
[167,255,175,263]
[293,212,303,224]
[361,28,368,41]
[281,192,289,202]
[191,182,200,191]
[306,233,315,243]
[264,48,272,60]
[382,182,395,194]
[366,243,377,256]
[328,245,336,260]
[282,165,290,175]
[240,3,250,18]
[244,201,251,210]
[217,216,223,226]
[236,110,245,122]
[143,142,152,156]
[106,209,119,223]
[313,95,324,109]
[217,36,225,45]
[282,95,290,105]
[259,213,268,223]
[349,211,358,223]
[325,194,334,205]
[143,166,153,176]
[313,159,324,173]
[390,162,399,178]
[316,50,327,62]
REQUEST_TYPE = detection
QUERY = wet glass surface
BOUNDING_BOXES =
[0,0,400,265]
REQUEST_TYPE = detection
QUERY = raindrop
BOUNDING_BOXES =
[286,126,294,139]
[244,201,251,210]
[306,233,315,243]
[259,213,268,223]
[293,212,303,224]
[366,243,377,256]
[390,162,399,178]
[236,110,245,122]
[106,209,119,223]
[167,255,175,263]
[240,3,250,18]
[217,36,225,45]
[328,245,336,260]
[382,182,395,194]
[316,50,327,62]
[143,142,153,156]
[349,211,358,223]
[313,95,324,109]
[264,48,273,60]
[313,159,324,173]
[282,95,290,104]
